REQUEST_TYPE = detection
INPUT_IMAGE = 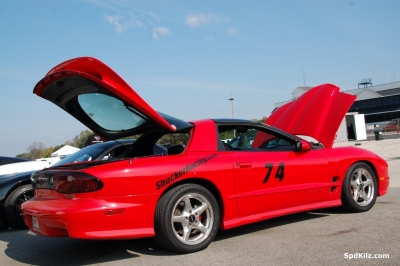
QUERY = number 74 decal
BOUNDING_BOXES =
[263,163,285,183]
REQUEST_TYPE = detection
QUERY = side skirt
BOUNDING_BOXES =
[221,199,341,230]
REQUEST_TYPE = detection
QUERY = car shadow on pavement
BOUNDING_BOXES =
[0,212,334,264]
[0,205,380,264]
[215,210,330,242]
[0,210,331,264]
[0,228,177,265]
[386,156,400,161]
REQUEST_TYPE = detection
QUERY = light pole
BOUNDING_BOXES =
[229,92,235,137]
[228,92,234,118]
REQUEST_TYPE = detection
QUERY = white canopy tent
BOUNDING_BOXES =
[51,145,80,158]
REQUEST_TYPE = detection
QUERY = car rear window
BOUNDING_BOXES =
[78,93,149,131]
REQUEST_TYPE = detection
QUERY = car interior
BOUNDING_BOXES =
[120,130,190,159]
[218,125,297,152]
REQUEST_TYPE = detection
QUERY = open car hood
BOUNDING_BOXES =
[263,84,356,148]
[33,57,192,140]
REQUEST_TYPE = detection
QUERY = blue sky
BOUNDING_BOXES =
[1,0,399,156]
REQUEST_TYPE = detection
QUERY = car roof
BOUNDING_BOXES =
[212,118,261,124]
[0,156,30,166]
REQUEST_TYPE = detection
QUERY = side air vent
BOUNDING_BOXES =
[330,176,340,193]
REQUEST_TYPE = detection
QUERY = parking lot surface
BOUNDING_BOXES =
[0,138,399,266]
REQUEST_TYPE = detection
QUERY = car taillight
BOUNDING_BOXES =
[54,172,103,193]
[31,171,103,194]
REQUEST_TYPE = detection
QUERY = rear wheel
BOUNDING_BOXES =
[341,163,377,212]
[154,184,220,253]
[4,184,33,229]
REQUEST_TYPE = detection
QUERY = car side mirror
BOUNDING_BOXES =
[296,140,311,151]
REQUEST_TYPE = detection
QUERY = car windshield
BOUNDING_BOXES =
[52,142,116,167]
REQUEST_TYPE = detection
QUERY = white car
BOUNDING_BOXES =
[0,145,81,176]
[0,160,52,176]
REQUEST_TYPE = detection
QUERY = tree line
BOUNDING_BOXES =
[16,130,93,160]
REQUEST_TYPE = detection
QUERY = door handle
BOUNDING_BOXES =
[236,162,252,168]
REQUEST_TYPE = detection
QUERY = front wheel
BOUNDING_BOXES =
[341,162,377,212]
[154,184,220,253]
[4,184,34,229]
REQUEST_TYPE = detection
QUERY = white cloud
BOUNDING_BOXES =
[103,14,143,33]
[152,27,171,40]
[148,12,160,21]
[228,28,238,35]
[206,36,214,42]
[185,13,226,28]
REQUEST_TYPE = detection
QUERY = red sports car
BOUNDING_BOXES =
[21,57,389,253]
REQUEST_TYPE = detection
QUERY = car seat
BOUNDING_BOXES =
[167,144,185,155]
[238,133,248,147]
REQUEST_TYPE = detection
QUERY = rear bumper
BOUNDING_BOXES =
[21,195,157,239]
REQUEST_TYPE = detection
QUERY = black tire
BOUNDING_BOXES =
[4,184,34,229]
[154,184,220,253]
[341,162,377,212]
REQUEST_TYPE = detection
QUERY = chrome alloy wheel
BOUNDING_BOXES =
[350,167,375,206]
[171,193,214,245]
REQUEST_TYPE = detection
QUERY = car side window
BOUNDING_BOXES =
[101,145,128,160]
[218,126,258,150]
[218,125,295,152]
[125,131,190,158]
[258,137,295,151]
[157,133,190,147]
[158,133,190,155]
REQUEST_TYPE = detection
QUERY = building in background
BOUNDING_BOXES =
[275,81,400,122]
[274,80,400,141]
[347,81,400,124]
